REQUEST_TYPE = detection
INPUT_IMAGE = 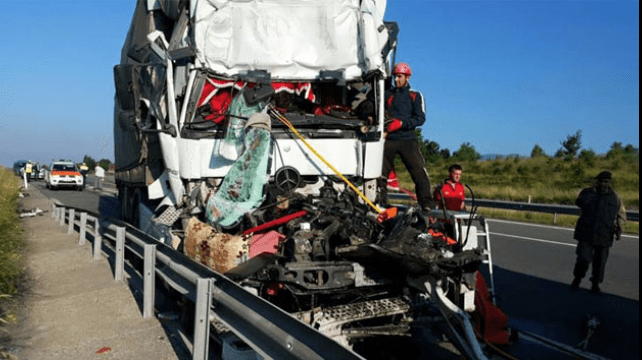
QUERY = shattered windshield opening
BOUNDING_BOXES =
[185,75,377,135]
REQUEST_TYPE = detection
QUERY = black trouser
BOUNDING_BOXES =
[573,241,611,284]
[378,138,433,209]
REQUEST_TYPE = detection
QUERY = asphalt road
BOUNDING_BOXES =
[28,176,120,219]
[485,219,639,360]
[28,177,639,360]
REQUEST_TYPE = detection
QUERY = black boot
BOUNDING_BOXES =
[570,278,581,291]
[590,283,601,293]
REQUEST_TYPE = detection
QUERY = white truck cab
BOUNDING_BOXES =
[114,0,398,230]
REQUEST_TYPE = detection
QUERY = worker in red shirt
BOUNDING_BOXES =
[434,164,466,211]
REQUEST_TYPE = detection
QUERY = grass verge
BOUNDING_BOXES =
[397,153,639,209]
[0,167,26,330]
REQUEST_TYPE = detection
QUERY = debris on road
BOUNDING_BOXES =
[19,208,46,218]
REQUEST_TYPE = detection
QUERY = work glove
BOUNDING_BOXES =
[615,229,622,241]
[386,118,403,133]
[376,207,398,223]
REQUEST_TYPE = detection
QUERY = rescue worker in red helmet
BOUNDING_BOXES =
[378,62,433,212]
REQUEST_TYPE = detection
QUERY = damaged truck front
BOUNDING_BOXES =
[114,0,393,234]
[114,1,492,359]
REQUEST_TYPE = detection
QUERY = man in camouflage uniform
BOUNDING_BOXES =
[571,171,626,293]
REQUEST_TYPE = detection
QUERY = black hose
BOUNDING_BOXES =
[437,185,449,221]
[271,133,286,175]
[461,184,477,249]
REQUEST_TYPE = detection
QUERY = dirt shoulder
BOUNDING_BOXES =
[4,187,178,360]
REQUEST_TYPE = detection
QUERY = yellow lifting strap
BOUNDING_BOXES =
[268,107,383,214]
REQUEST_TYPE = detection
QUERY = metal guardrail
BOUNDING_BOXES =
[388,193,639,222]
[51,202,365,360]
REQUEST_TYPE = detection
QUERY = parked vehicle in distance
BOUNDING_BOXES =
[45,160,84,191]
[17,161,39,182]
[30,164,41,181]
[13,160,28,176]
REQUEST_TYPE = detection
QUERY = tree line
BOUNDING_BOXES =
[416,129,639,164]
[80,155,112,171]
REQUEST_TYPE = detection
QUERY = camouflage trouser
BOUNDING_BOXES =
[573,241,610,284]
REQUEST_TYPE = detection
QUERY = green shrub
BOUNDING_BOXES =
[579,149,597,166]
[0,167,25,306]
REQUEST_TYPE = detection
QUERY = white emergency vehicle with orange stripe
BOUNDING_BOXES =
[45,160,84,191]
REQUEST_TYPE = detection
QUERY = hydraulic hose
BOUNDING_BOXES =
[461,184,478,249]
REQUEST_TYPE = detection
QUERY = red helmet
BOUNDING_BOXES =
[393,62,412,76]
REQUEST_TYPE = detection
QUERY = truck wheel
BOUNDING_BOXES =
[131,188,142,229]
[118,185,129,222]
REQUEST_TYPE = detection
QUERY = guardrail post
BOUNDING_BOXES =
[193,278,213,360]
[79,212,87,246]
[553,213,558,225]
[67,208,75,234]
[93,219,102,260]
[115,227,126,281]
[59,207,66,227]
[51,203,56,219]
[143,244,157,318]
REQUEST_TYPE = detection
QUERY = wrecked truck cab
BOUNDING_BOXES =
[114,0,398,228]
[114,1,495,359]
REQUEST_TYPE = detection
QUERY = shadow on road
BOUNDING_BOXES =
[98,195,121,220]
[489,266,639,360]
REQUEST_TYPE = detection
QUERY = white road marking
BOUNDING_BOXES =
[487,218,639,239]
[487,218,575,231]
[490,232,576,247]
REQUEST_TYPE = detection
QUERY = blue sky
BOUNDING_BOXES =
[0,1,639,167]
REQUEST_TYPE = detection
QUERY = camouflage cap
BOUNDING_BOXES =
[595,171,612,180]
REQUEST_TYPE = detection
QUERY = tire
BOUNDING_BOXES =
[131,188,141,229]
[118,185,129,222]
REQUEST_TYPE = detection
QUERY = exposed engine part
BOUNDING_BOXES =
[269,261,356,290]
[294,297,411,347]
[153,204,182,226]
[274,166,302,192]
